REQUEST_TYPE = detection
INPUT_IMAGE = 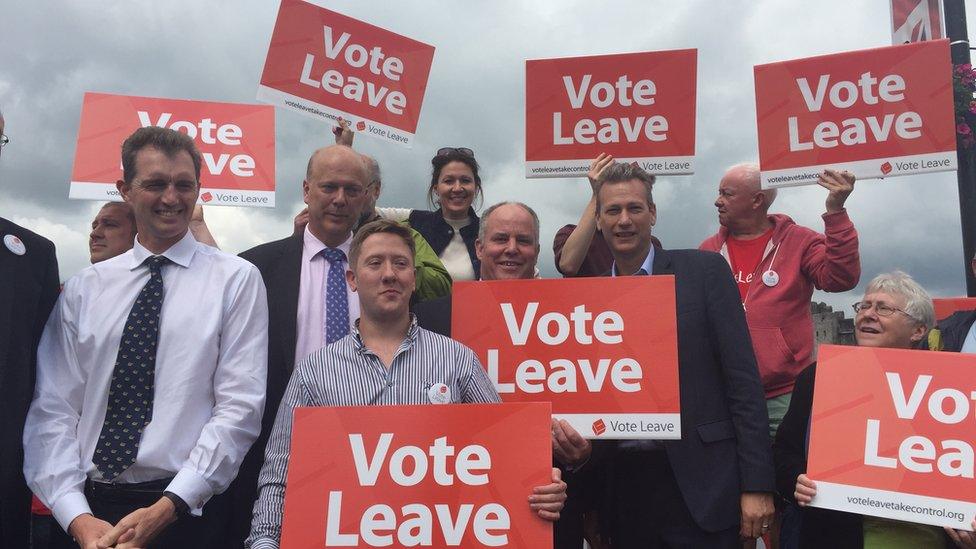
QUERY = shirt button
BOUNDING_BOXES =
[387,380,393,387]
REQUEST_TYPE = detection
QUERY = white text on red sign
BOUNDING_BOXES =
[864,373,975,478]
[553,75,669,146]
[299,26,407,115]
[487,303,643,394]
[788,72,922,152]
[137,112,256,177]
[326,433,510,546]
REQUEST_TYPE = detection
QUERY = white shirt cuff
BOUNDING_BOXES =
[166,468,212,516]
[52,491,93,532]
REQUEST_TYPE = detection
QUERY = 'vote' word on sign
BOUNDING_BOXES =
[280,404,553,548]
[69,92,276,207]
[259,0,435,148]
[452,277,681,440]
[755,39,955,189]
[525,49,697,179]
[806,345,976,531]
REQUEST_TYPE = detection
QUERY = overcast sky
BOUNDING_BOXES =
[1,0,973,316]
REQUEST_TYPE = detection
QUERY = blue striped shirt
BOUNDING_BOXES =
[246,317,500,549]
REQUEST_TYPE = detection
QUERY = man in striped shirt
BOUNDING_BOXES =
[246,219,566,548]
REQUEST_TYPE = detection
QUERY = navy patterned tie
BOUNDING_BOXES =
[322,248,349,344]
[93,255,167,481]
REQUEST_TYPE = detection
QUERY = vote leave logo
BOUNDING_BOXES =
[280,404,553,548]
[69,92,276,207]
[258,0,435,147]
[201,192,214,202]
[452,277,681,440]
[755,39,956,188]
[806,345,976,530]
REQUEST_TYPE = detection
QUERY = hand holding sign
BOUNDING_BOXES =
[818,169,856,214]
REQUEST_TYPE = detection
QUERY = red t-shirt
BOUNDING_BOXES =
[726,229,774,301]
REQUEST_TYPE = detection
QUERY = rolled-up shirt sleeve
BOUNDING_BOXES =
[168,265,269,514]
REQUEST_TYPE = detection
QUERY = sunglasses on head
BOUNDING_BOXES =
[435,147,474,158]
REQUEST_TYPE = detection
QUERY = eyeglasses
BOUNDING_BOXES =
[435,147,474,158]
[852,301,913,318]
[0,134,8,148]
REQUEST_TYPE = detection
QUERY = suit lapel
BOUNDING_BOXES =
[652,247,674,276]
[274,234,303,371]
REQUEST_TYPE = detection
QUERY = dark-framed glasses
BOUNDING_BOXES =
[0,134,8,148]
[852,301,912,318]
[435,147,474,158]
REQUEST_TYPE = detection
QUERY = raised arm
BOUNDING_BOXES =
[555,154,614,276]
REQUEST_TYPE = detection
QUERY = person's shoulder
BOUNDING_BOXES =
[0,217,56,253]
[416,326,471,355]
[239,235,297,263]
[64,251,131,293]
[769,213,818,239]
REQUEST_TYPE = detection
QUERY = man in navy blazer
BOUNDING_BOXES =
[591,162,775,547]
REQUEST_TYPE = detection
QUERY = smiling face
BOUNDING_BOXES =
[304,147,369,247]
[854,290,926,349]
[89,202,136,263]
[476,203,539,281]
[435,161,477,219]
[347,232,416,322]
[116,146,198,254]
[596,179,656,265]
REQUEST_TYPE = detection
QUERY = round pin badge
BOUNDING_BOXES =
[3,234,26,256]
[762,269,780,287]
[427,383,452,404]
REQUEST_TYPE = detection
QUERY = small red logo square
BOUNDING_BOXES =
[201,192,213,203]
[592,419,606,436]
[880,162,892,175]
[356,121,367,132]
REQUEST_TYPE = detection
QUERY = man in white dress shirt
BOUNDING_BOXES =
[23,126,268,549]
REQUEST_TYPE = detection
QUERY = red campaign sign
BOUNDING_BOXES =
[754,39,955,189]
[452,277,680,440]
[525,49,697,178]
[258,0,434,148]
[69,92,276,207]
[280,403,552,548]
[807,345,976,529]
[933,298,976,321]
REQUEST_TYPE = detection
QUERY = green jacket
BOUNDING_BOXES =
[407,225,452,302]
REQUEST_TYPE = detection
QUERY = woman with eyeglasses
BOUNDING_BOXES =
[378,147,484,282]
[774,271,976,548]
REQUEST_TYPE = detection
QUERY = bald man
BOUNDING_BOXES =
[234,145,372,547]
[700,164,860,438]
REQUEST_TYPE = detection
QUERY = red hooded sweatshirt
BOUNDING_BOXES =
[700,210,860,398]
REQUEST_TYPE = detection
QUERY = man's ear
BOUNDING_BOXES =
[475,238,484,262]
[116,179,130,202]
[345,268,357,292]
[303,180,311,205]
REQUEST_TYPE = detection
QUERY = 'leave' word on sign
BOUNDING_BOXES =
[806,345,976,530]
[258,0,435,148]
[452,277,681,440]
[525,49,697,178]
[754,39,956,189]
[69,92,275,207]
[280,404,553,548]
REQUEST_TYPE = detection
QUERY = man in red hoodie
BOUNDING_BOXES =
[700,163,860,438]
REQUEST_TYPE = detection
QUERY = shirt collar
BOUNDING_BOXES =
[304,225,352,260]
[611,241,655,276]
[129,230,197,270]
[351,314,421,355]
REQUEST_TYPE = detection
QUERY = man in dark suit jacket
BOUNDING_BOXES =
[0,110,61,547]
[592,162,775,547]
[232,145,372,547]
[0,217,59,547]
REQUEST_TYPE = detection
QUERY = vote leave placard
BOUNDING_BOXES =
[934,298,976,321]
[754,39,955,189]
[807,345,976,530]
[525,49,697,178]
[69,92,275,207]
[280,403,552,548]
[452,277,680,440]
[258,0,434,147]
